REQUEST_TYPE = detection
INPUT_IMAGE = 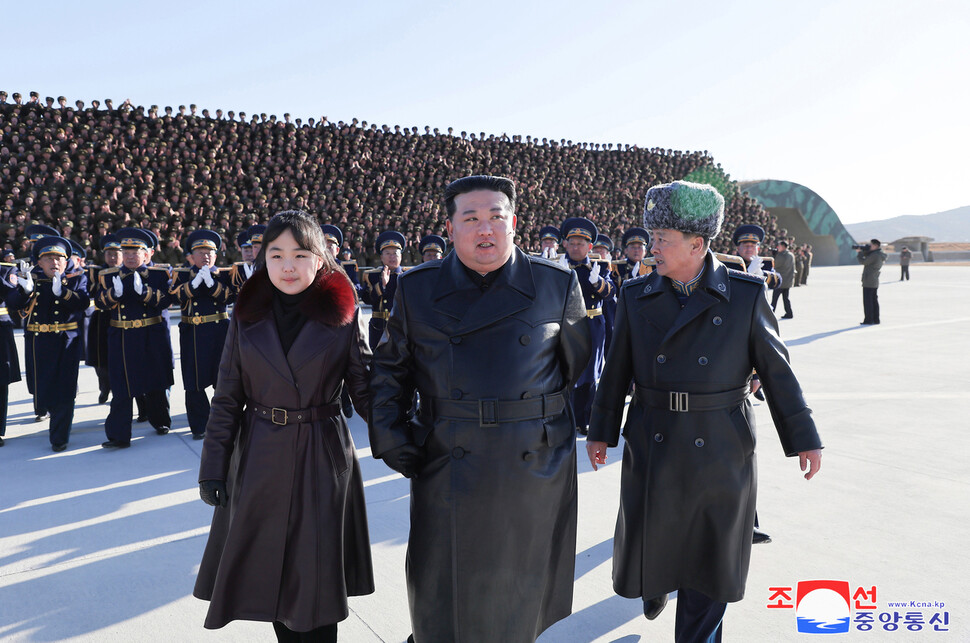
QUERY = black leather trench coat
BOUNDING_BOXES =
[370,248,591,643]
[589,253,822,604]
[193,269,374,631]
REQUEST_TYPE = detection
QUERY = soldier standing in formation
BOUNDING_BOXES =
[593,233,618,353]
[85,234,122,404]
[0,259,22,447]
[537,225,561,258]
[361,230,405,349]
[418,234,446,263]
[614,227,652,286]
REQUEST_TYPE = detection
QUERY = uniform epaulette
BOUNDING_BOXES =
[727,268,765,284]
[149,265,171,271]
[528,255,571,273]
[100,267,120,275]
[400,261,438,278]
[622,273,651,288]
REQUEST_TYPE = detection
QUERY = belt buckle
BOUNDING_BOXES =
[191,316,202,325]
[39,324,50,332]
[669,391,689,412]
[132,319,144,329]
[478,398,498,427]
[271,408,288,425]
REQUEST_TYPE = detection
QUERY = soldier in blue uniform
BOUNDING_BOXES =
[86,234,123,404]
[7,237,89,451]
[324,225,363,295]
[560,217,615,435]
[170,230,232,440]
[361,230,405,349]
[614,227,652,287]
[593,233,619,353]
[0,260,24,447]
[227,225,264,296]
[538,225,561,259]
[733,224,781,289]
[418,234,447,263]
[98,228,175,448]
[23,224,62,421]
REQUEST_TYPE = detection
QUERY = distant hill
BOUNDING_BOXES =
[844,206,970,243]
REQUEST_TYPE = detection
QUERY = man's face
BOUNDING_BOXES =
[325,239,339,258]
[592,244,610,260]
[625,242,646,263]
[192,247,216,267]
[241,246,256,263]
[650,229,704,282]
[776,244,786,254]
[422,248,442,263]
[38,254,67,278]
[122,247,149,270]
[445,190,517,274]
[737,241,759,262]
[540,238,559,253]
[381,247,402,269]
[104,248,122,267]
[251,242,262,257]
[565,236,591,262]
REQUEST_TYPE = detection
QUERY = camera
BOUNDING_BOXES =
[852,244,870,251]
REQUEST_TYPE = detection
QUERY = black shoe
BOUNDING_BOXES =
[643,594,669,620]
[860,321,874,325]
[52,443,68,452]
[0,436,5,447]
[192,432,205,440]
[155,426,170,435]
[35,413,49,422]
[577,426,588,436]
[135,415,148,423]
[753,527,772,544]
[753,388,765,401]
[98,391,110,404]
[101,440,131,449]
[781,314,794,319]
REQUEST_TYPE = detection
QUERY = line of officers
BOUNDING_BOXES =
[0,217,780,453]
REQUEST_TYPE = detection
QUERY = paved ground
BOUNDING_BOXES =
[1,264,967,641]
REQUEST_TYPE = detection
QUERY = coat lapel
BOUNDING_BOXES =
[452,248,536,336]
[635,273,680,334]
[286,320,336,375]
[247,317,297,388]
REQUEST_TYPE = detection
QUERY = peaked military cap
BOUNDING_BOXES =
[26,224,60,241]
[593,234,614,252]
[236,230,252,248]
[376,230,406,252]
[247,224,267,244]
[732,224,765,246]
[188,229,222,252]
[419,234,446,255]
[622,227,650,247]
[539,225,562,244]
[321,224,343,248]
[116,227,156,250]
[32,236,71,262]
[100,233,121,251]
[560,217,597,243]
[69,239,86,258]
[642,181,724,240]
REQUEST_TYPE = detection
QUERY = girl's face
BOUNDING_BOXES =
[265,228,323,295]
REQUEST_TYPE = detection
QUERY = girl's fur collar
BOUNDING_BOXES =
[234,268,357,326]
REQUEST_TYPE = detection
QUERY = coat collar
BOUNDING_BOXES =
[235,267,357,327]
[431,246,536,335]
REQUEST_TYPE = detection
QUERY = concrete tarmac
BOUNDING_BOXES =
[1,264,967,641]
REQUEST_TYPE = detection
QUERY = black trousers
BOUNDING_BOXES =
[105,388,170,443]
[0,383,7,437]
[48,398,75,448]
[273,621,337,643]
[572,382,596,430]
[770,288,792,317]
[862,287,880,324]
[675,588,726,643]
[185,388,210,435]
[95,366,111,398]
[900,265,910,280]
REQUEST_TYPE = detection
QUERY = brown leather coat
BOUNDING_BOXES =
[193,268,374,631]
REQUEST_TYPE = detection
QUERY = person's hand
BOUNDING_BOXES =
[381,443,425,478]
[191,268,205,289]
[51,271,63,297]
[748,255,764,277]
[798,449,822,480]
[132,270,143,295]
[589,262,601,284]
[558,254,569,269]
[199,480,228,507]
[201,265,214,288]
[112,275,123,297]
[750,379,761,395]
[586,440,608,471]
[380,265,391,288]
[17,270,34,293]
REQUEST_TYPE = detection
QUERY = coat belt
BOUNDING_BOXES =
[635,385,749,413]
[26,322,79,333]
[372,311,390,320]
[183,312,229,325]
[110,316,164,329]
[428,389,568,427]
[248,402,341,426]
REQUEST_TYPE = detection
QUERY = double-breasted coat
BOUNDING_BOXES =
[589,253,822,604]
[193,268,375,631]
[370,248,591,643]
[169,267,232,391]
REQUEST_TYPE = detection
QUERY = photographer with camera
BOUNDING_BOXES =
[856,238,887,325]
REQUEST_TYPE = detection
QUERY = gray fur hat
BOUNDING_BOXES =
[642,180,725,240]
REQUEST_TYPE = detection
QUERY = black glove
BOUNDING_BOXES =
[381,443,425,479]
[199,479,228,507]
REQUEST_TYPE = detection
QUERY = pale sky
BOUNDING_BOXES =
[4,0,968,224]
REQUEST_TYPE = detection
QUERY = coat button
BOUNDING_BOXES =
[698,356,708,366]
[522,451,535,461]
[713,316,722,326]
[451,389,463,400]
[717,283,726,292]
[654,433,664,443]
[450,336,462,345]
[519,334,531,345]
[656,354,666,364]
[521,391,533,399]
[694,438,705,447]
[452,447,465,459]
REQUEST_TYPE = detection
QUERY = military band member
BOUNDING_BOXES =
[614,226,653,286]
[7,237,89,451]
[560,217,615,435]
[418,234,446,263]
[593,233,619,353]
[170,230,232,440]
[732,224,781,289]
[23,224,61,420]
[538,224,561,258]
[86,234,123,404]
[227,225,264,297]
[361,230,405,349]
[98,228,175,448]
[0,261,23,446]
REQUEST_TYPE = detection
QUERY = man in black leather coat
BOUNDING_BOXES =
[370,175,591,643]
[587,181,823,642]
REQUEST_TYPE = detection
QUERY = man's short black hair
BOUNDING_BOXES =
[778,240,789,248]
[443,175,516,218]
[870,238,881,247]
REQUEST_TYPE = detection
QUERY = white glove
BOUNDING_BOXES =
[748,255,764,277]
[191,268,206,289]
[201,265,214,288]
[589,262,601,285]
[51,272,63,297]
[242,263,253,279]
[558,254,569,269]
[18,271,34,293]
[132,270,144,295]
[112,275,123,298]
[543,247,556,259]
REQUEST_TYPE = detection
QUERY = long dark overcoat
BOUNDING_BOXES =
[193,268,374,631]
[589,253,822,604]
[370,248,591,643]
[170,267,232,390]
